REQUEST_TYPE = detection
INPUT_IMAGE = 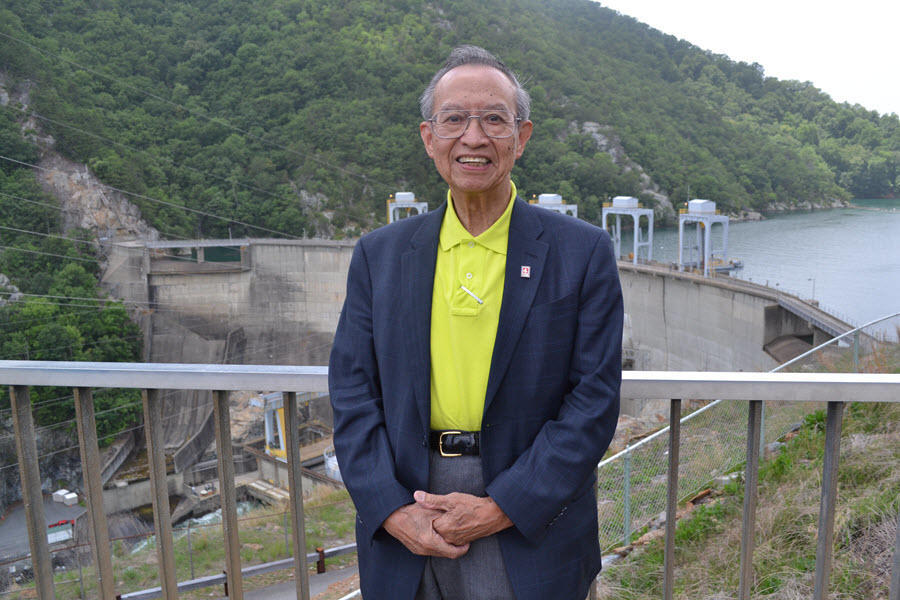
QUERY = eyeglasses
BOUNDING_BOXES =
[428,109,521,139]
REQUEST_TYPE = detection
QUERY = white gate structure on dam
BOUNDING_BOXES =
[2,355,898,600]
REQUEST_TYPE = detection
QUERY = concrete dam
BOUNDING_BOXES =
[100,237,851,467]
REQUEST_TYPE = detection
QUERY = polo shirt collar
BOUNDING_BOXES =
[439,181,517,255]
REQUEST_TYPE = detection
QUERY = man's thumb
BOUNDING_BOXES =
[413,490,441,508]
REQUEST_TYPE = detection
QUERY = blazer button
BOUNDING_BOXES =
[422,434,428,447]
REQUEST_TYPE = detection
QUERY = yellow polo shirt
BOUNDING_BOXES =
[429,183,516,431]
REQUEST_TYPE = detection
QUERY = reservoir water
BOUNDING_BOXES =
[617,199,900,336]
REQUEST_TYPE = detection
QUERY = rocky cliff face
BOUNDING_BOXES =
[0,74,159,248]
[578,121,677,223]
[35,153,160,244]
[0,75,158,513]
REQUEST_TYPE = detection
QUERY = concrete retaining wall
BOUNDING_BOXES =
[102,473,184,514]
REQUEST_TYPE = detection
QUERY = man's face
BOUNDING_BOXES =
[420,65,532,204]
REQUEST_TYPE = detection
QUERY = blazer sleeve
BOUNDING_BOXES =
[485,233,623,544]
[329,240,413,541]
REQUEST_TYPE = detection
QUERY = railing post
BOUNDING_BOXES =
[283,392,311,600]
[623,445,632,546]
[214,390,243,599]
[10,385,55,600]
[813,401,844,600]
[73,387,116,600]
[316,547,326,574]
[889,512,900,600]
[188,521,194,580]
[739,400,762,599]
[142,389,177,598]
[663,398,681,600]
[759,400,766,451]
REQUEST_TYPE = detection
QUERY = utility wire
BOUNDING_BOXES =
[0,189,186,240]
[0,190,65,213]
[0,224,97,246]
[0,155,302,239]
[0,397,216,472]
[0,244,96,262]
[0,288,348,318]
[3,104,301,207]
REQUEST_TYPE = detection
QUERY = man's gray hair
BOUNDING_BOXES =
[419,45,531,120]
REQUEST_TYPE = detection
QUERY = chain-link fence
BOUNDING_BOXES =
[596,311,899,551]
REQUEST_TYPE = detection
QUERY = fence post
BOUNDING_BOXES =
[663,398,681,600]
[623,445,632,546]
[214,389,243,599]
[283,392,311,600]
[889,512,900,600]
[813,401,844,600]
[738,400,763,599]
[188,521,194,580]
[317,547,326,574]
[73,387,116,600]
[10,385,55,600]
[759,400,766,450]
[142,389,177,598]
[284,510,289,555]
[853,330,860,372]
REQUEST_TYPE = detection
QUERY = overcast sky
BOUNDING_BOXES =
[596,0,899,117]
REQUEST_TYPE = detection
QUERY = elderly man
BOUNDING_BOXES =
[329,45,623,600]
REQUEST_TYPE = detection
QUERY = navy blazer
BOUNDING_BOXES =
[329,198,623,600]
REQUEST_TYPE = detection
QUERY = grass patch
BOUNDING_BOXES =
[600,401,899,599]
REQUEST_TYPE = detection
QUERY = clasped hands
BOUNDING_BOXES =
[382,490,513,559]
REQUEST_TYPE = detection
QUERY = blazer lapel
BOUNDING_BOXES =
[402,204,445,431]
[484,200,547,412]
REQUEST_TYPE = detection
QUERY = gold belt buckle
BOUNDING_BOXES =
[439,430,462,457]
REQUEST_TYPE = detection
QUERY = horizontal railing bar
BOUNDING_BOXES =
[621,371,899,403]
[0,361,898,401]
[121,546,360,599]
[0,361,329,391]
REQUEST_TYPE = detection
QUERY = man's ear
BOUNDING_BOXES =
[515,120,533,159]
[420,121,435,158]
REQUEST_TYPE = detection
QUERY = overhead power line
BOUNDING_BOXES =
[2,104,300,207]
[0,224,97,246]
[0,244,96,263]
[0,155,301,239]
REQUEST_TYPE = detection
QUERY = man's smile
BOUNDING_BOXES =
[457,156,491,165]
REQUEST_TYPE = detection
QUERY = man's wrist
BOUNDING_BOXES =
[484,496,513,534]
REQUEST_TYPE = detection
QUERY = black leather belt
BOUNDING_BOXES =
[429,430,480,457]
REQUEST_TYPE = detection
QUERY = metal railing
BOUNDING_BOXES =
[596,312,899,561]
[1,362,899,600]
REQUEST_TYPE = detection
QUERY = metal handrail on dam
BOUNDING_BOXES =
[1,362,899,600]
[597,311,900,563]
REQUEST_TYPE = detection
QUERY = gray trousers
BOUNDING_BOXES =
[415,451,516,600]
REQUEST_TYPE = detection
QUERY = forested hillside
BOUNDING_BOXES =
[2,0,898,242]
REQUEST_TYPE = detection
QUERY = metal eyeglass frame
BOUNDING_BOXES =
[427,109,523,139]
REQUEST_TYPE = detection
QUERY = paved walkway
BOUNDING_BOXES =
[243,565,359,599]
[0,495,86,561]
